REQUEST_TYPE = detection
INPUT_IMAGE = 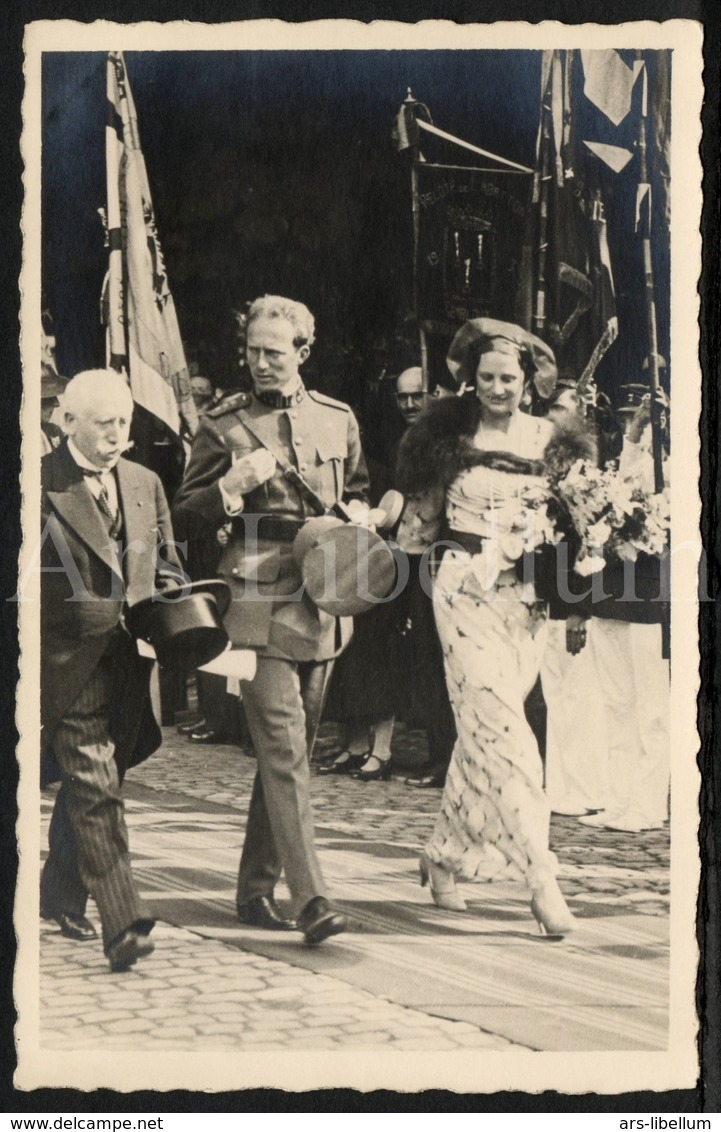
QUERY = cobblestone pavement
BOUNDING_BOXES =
[40,923,510,1052]
[37,723,670,1056]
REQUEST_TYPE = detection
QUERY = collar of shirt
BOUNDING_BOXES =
[253,381,306,410]
[67,438,114,474]
[68,439,120,513]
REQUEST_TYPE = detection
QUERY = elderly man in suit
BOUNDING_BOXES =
[39,370,183,971]
[174,295,370,944]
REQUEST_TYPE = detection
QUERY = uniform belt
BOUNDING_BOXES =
[447,529,487,555]
[234,514,307,542]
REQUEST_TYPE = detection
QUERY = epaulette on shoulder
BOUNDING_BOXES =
[307,389,350,412]
[206,391,252,418]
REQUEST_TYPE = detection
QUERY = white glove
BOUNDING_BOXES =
[222,449,277,496]
[345,499,374,529]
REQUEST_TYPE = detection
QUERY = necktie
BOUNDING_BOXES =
[81,468,119,529]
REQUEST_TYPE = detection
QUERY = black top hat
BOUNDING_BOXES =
[126,579,231,670]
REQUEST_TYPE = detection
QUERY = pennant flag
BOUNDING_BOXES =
[581,49,642,126]
[532,50,618,389]
[583,140,634,173]
[103,51,197,443]
[635,182,652,233]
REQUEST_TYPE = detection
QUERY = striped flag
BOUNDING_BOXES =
[103,51,197,442]
[532,50,618,391]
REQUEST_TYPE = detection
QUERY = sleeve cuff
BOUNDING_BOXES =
[219,477,245,516]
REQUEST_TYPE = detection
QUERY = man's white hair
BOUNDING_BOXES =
[62,370,134,418]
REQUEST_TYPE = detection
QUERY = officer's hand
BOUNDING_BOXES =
[345,499,375,530]
[222,449,277,496]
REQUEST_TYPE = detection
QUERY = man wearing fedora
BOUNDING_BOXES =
[40,362,67,456]
[174,295,370,944]
[39,369,185,971]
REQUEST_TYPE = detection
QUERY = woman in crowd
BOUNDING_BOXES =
[397,319,593,937]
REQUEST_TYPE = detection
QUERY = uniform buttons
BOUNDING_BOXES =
[295,437,303,446]
[300,464,308,473]
[289,412,297,420]
[231,567,239,576]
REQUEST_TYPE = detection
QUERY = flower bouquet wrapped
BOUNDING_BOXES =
[550,458,670,576]
[482,454,670,586]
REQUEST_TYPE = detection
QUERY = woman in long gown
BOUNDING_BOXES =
[397,319,592,937]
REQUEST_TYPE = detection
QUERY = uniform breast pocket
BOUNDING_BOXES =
[314,436,348,504]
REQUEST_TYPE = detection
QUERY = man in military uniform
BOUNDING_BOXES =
[173,295,370,944]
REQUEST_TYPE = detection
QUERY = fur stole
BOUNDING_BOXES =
[396,395,598,496]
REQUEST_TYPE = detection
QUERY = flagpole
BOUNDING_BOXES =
[400,89,430,391]
[533,64,553,338]
[416,119,533,173]
[635,51,665,497]
[635,51,670,662]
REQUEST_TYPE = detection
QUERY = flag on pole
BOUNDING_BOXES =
[580,49,643,126]
[648,50,671,231]
[582,140,634,173]
[532,50,618,390]
[103,51,197,442]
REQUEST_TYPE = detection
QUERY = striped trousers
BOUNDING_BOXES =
[40,641,153,951]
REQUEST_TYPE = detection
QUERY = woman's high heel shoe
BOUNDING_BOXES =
[530,878,577,938]
[355,755,392,782]
[419,852,467,912]
[318,750,370,776]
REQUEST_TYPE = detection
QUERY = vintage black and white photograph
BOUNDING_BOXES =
[15,18,703,1094]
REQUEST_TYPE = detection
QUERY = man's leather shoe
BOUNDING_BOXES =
[297,897,347,945]
[404,771,445,789]
[106,927,155,972]
[189,727,226,743]
[48,911,98,942]
[236,895,296,931]
[177,717,204,735]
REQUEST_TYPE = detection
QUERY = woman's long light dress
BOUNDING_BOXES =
[425,410,559,891]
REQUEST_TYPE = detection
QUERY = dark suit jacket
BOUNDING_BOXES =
[40,441,181,782]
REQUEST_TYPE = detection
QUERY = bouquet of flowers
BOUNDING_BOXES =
[549,458,670,575]
[462,425,669,588]
[495,481,563,564]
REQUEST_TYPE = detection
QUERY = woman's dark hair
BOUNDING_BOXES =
[464,336,535,385]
